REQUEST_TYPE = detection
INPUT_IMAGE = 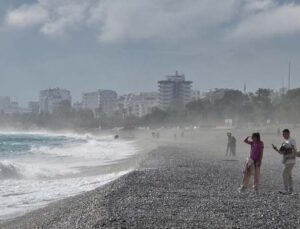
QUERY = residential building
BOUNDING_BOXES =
[82,90,118,117]
[158,72,192,111]
[0,96,22,114]
[9,102,21,114]
[203,89,230,104]
[118,92,159,118]
[192,90,202,101]
[73,102,83,111]
[39,88,72,113]
[0,96,11,113]
[28,101,40,114]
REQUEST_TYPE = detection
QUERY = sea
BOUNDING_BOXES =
[0,131,137,220]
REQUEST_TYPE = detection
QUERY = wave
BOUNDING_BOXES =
[0,160,79,180]
[0,130,113,141]
[0,161,22,179]
[0,133,137,180]
[29,138,137,162]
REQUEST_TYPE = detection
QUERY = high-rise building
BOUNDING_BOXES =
[158,72,192,111]
[39,88,72,113]
[119,92,159,118]
[192,90,201,101]
[203,88,229,104]
[0,96,22,114]
[73,102,83,111]
[28,101,40,114]
[0,96,11,113]
[82,90,118,117]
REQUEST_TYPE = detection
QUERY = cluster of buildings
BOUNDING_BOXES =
[0,72,206,118]
[0,96,21,114]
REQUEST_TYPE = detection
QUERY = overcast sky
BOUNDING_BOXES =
[1,0,300,105]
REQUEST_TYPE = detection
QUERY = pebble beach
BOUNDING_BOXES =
[2,143,300,228]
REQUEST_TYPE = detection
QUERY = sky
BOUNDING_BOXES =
[1,0,300,105]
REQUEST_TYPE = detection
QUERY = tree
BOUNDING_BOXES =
[278,88,300,123]
[143,108,168,126]
[214,90,249,120]
[251,88,273,121]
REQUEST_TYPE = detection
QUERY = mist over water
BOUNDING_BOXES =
[0,132,137,220]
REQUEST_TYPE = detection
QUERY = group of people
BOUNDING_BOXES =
[238,129,298,195]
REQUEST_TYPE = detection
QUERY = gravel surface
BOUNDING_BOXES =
[2,146,300,228]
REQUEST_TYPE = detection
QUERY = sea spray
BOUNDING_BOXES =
[0,132,137,220]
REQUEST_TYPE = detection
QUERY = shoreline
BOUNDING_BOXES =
[2,145,300,228]
[0,130,148,223]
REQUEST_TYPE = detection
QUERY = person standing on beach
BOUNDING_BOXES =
[226,133,236,156]
[226,133,232,156]
[239,133,264,192]
[231,135,236,156]
[272,129,297,195]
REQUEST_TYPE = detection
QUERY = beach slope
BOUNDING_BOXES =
[2,146,300,228]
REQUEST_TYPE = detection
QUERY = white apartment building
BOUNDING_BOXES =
[73,102,83,111]
[0,96,11,113]
[82,90,117,117]
[192,90,202,101]
[119,92,159,118]
[28,101,40,114]
[39,88,72,113]
[203,89,229,104]
[158,72,192,111]
[0,96,22,114]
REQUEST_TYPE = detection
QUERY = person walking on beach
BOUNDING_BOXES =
[226,133,236,156]
[239,133,264,192]
[272,129,297,195]
[231,135,236,156]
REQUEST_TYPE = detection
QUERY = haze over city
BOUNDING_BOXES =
[1,0,300,104]
[2,1,300,228]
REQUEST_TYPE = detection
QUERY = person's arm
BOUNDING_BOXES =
[272,144,282,154]
[291,140,297,154]
[244,136,251,145]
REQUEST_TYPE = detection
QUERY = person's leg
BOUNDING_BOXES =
[283,165,290,192]
[253,166,261,191]
[287,164,294,193]
[232,145,236,156]
[241,166,252,189]
[226,143,229,156]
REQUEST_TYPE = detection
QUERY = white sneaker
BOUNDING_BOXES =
[238,187,246,193]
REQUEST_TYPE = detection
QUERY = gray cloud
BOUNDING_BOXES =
[2,0,300,105]
[232,3,300,39]
[6,0,300,43]
[5,0,300,42]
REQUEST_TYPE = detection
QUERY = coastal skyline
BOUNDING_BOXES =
[1,0,300,104]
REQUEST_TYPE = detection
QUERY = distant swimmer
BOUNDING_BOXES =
[272,129,297,195]
[239,133,264,192]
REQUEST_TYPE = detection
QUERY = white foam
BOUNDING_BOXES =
[0,160,80,180]
[0,132,138,220]
[0,170,131,220]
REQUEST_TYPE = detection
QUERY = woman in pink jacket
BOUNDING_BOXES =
[239,132,264,192]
